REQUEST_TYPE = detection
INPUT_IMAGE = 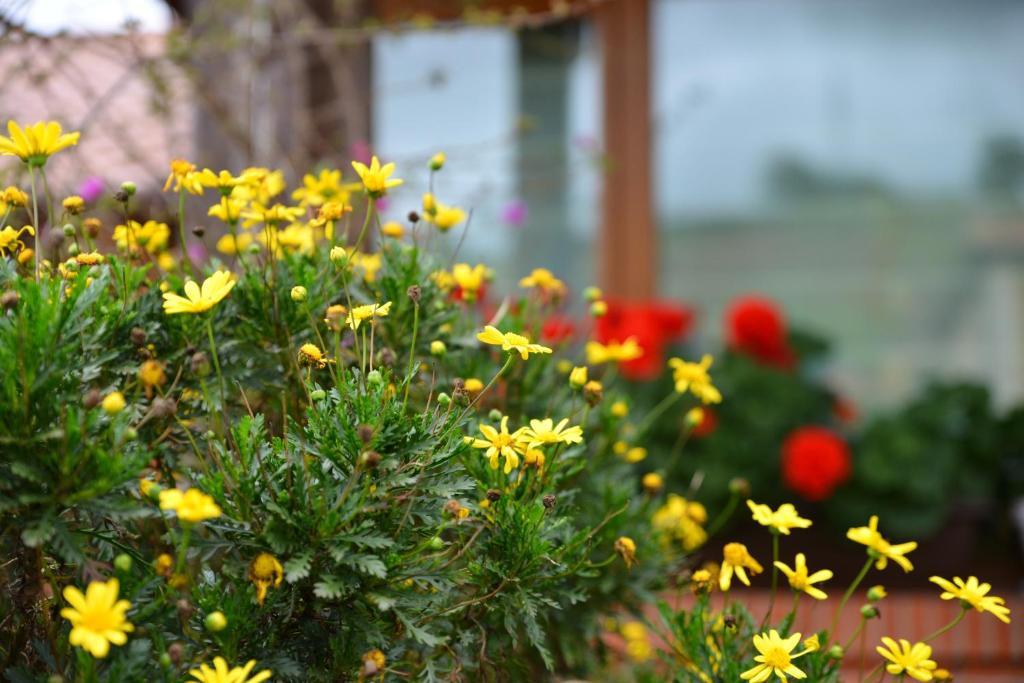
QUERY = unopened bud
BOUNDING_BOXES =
[728,477,751,498]
[361,451,381,468]
[436,392,451,406]
[827,645,845,660]
[113,553,133,572]
[1,291,19,310]
[176,598,194,620]
[488,409,503,422]
[430,340,446,356]
[167,642,184,665]
[357,424,375,444]
[204,611,227,632]
[150,397,177,419]
[366,369,383,387]
[191,226,205,238]
[860,604,879,619]
[290,285,307,302]
[543,494,556,510]
[407,284,421,304]
[120,181,137,196]
[62,223,76,237]
[130,327,147,346]
[407,210,421,223]
[486,489,501,502]
[310,388,326,401]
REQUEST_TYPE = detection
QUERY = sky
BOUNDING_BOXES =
[14,0,170,34]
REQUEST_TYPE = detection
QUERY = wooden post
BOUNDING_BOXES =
[595,0,655,299]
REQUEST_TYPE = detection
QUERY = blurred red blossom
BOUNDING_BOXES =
[781,426,852,501]
[725,295,794,369]
[595,299,694,380]
[691,406,718,438]
[541,315,576,344]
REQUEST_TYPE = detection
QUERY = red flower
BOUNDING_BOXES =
[541,315,576,344]
[781,426,852,501]
[725,295,794,369]
[595,299,694,380]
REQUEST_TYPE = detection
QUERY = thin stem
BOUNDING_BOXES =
[765,532,780,624]
[205,316,226,418]
[402,302,420,411]
[705,491,740,538]
[923,607,967,642]
[457,354,515,420]
[830,556,874,640]
[177,188,192,275]
[352,198,374,253]
[28,165,40,280]
[634,390,682,436]
[843,615,868,651]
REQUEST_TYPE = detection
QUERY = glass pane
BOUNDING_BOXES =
[373,22,601,295]
[654,0,1024,409]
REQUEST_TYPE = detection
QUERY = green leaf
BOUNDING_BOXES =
[284,553,312,582]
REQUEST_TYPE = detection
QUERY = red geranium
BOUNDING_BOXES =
[541,315,576,344]
[725,295,794,369]
[781,426,852,501]
[594,299,694,380]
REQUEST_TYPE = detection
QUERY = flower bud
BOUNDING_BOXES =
[430,340,446,356]
[113,553,133,572]
[728,477,751,498]
[357,424,375,444]
[167,642,184,665]
[150,397,177,419]
[827,645,845,660]
[367,369,383,387]
[204,611,227,632]
[120,181,137,196]
[113,190,129,203]
[569,366,587,389]
[329,246,348,265]
[860,604,879,619]
[486,488,501,502]
[176,598,194,620]
[867,585,887,602]
[159,653,172,668]
[407,284,421,303]
[360,450,381,468]
[436,392,451,406]
[428,536,444,550]
[191,351,211,377]
[124,427,138,441]
[1,290,19,310]
[542,494,556,510]
[62,223,76,237]
[488,409,503,422]
[191,225,205,238]
[130,327,147,346]
[642,472,664,493]
[83,217,101,238]
[590,300,608,317]
[583,286,603,302]
[102,391,126,415]
[67,243,79,257]
[429,152,446,170]
[583,380,603,406]
[407,210,421,223]
[310,388,326,401]
[290,285,307,302]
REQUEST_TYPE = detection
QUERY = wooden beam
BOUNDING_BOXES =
[595,0,654,298]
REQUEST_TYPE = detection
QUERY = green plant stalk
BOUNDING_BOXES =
[205,316,226,415]
[830,555,874,640]
[39,166,55,244]
[923,606,967,642]
[843,614,868,651]
[175,524,192,574]
[402,302,420,411]
[705,491,739,538]
[177,188,192,275]
[764,531,780,625]
[28,164,40,280]
[635,390,682,436]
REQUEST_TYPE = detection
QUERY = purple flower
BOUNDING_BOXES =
[374,196,391,212]
[78,176,104,203]
[187,242,207,265]
[501,199,528,227]
[349,140,372,165]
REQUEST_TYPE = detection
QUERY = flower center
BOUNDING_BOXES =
[81,605,120,632]
[762,646,791,670]
[723,543,746,564]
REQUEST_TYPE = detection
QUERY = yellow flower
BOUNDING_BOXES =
[642,472,663,492]
[159,487,222,523]
[233,167,286,205]
[298,343,329,368]
[621,621,652,662]
[242,202,304,228]
[429,203,467,232]
[615,536,638,568]
[568,366,588,389]
[1,185,28,207]
[249,552,284,606]
[381,221,405,238]
[477,326,552,360]
[667,354,722,404]
[75,251,104,266]
[522,418,583,449]
[113,220,170,254]
[611,400,629,417]
[747,500,812,535]
[590,300,608,316]
[209,196,246,224]
[352,251,382,282]
[0,120,80,166]
[929,576,1011,624]
[62,195,85,214]
[465,415,528,474]
[451,263,489,301]
[876,638,937,681]
[292,168,350,207]
[346,301,392,331]
[847,516,917,573]
[162,271,236,315]
[519,268,566,297]
[352,156,403,197]
[189,657,272,683]
[741,630,813,682]
[163,159,204,194]
[652,494,707,551]
[429,152,446,170]
[585,338,643,365]
[310,201,352,233]
[138,360,166,396]
[60,579,134,658]
[101,391,126,415]
[361,649,387,676]
[624,446,647,463]
[154,553,174,576]
[0,225,34,257]
[197,168,259,195]
[774,553,833,600]
[463,378,484,393]
[720,542,763,591]
[216,231,253,255]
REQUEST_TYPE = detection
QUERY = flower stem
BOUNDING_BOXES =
[28,165,40,281]
[635,390,682,436]
[402,302,420,411]
[205,316,226,417]
[923,607,967,642]
[705,491,739,538]
[830,555,874,641]
[765,531,780,624]
[177,188,192,275]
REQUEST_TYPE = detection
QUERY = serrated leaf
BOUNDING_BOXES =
[284,553,312,582]
[366,592,396,611]
[314,576,344,599]
[341,554,387,578]
[21,516,55,547]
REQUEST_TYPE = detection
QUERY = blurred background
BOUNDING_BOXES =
[4,0,1024,413]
